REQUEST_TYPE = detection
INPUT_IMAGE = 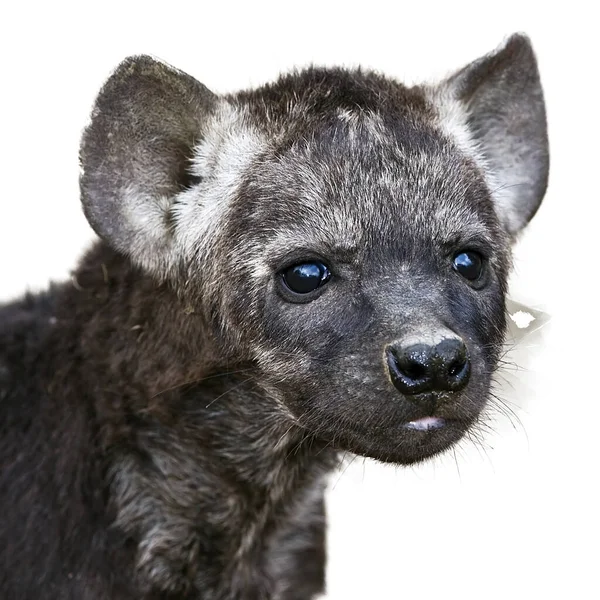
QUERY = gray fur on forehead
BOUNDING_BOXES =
[202,67,496,223]
[219,109,501,255]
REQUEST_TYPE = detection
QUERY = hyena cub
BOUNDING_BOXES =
[0,33,547,599]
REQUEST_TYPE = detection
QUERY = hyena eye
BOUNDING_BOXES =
[453,251,484,282]
[281,262,331,295]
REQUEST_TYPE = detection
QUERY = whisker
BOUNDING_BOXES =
[151,367,256,399]
[204,377,255,409]
[332,453,360,489]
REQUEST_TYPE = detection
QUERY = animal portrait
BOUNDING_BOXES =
[0,31,548,600]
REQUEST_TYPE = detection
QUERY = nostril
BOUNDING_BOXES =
[399,359,427,381]
[386,345,433,396]
[448,358,466,378]
[437,339,470,391]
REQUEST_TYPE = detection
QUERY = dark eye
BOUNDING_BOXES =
[453,251,484,282]
[281,261,331,295]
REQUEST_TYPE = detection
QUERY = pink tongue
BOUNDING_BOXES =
[406,416,445,431]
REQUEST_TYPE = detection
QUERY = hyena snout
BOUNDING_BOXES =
[386,336,471,398]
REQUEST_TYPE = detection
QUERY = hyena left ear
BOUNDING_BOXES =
[80,55,218,277]
[433,33,549,236]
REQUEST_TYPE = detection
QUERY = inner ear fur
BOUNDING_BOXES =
[80,56,217,275]
[435,33,549,236]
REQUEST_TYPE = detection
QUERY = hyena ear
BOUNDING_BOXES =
[433,33,549,236]
[80,56,218,275]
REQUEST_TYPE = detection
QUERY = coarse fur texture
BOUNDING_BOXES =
[0,34,548,599]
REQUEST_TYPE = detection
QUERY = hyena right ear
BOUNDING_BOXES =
[80,56,218,277]
[432,34,549,237]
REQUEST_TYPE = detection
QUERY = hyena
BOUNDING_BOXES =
[0,33,548,599]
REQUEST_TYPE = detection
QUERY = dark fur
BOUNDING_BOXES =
[0,34,548,599]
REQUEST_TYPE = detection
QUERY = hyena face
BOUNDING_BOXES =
[218,115,512,465]
[81,34,548,465]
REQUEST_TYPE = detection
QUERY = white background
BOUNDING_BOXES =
[0,2,598,599]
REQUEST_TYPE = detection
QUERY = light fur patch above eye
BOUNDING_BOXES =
[170,104,268,262]
[426,89,528,236]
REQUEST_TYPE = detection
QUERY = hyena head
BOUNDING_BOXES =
[80,34,548,465]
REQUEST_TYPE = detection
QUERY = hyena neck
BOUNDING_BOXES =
[108,385,335,596]
[52,242,336,596]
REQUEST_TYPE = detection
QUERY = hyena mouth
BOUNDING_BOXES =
[404,416,446,431]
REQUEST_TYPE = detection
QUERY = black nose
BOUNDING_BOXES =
[386,338,470,395]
